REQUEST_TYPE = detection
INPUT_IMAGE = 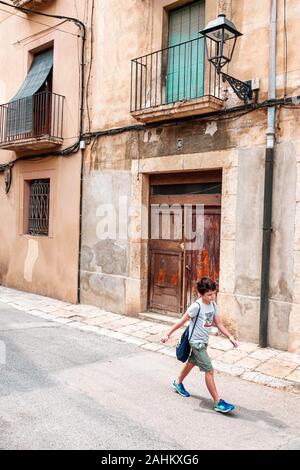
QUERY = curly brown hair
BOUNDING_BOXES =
[196,277,217,295]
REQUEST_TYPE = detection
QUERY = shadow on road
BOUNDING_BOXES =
[191,394,289,430]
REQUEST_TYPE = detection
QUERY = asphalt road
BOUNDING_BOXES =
[0,301,300,450]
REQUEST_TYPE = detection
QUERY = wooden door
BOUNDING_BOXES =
[148,173,222,317]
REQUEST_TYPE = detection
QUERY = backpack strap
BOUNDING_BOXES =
[188,301,201,341]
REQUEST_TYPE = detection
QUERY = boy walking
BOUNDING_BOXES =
[161,277,238,413]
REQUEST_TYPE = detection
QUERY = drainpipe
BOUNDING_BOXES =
[259,0,277,347]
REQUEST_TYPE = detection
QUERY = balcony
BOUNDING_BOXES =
[130,37,225,123]
[11,0,52,9]
[0,91,64,155]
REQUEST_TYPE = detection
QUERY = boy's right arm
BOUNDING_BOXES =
[160,312,190,343]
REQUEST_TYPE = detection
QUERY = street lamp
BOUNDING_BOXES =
[200,14,252,103]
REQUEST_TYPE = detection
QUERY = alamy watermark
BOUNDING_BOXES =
[95,198,205,251]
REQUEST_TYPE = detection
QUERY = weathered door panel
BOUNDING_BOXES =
[149,249,183,313]
[184,208,221,307]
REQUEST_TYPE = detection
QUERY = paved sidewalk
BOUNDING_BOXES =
[1,286,300,393]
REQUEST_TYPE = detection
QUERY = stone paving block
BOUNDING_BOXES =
[235,356,261,371]
[66,315,85,322]
[39,300,73,308]
[79,324,103,335]
[129,330,152,339]
[68,321,86,330]
[118,324,146,334]
[75,311,104,320]
[210,339,233,351]
[173,329,184,339]
[49,310,77,319]
[249,348,280,361]
[135,320,155,328]
[236,342,260,353]
[256,358,298,379]
[27,310,44,317]
[141,343,165,352]
[13,305,32,311]
[252,372,293,389]
[144,333,168,344]
[44,300,72,309]
[121,336,147,346]
[144,324,170,334]
[35,313,57,320]
[89,318,114,328]
[59,304,82,312]
[159,347,176,358]
[117,317,141,326]
[80,312,107,322]
[241,371,258,382]
[213,360,244,377]
[286,369,300,384]
[69,323,96,332]
[207,348,225,359]
[7,303,25,311]
[69,305,102,315]
[25,304,43,310]
[53,318,74,325]
[94,327,112,336]
[105,318,141,330]
[103,330,128,340]
[35,305,61,313]
[166,337,179,347]
[219,349,249,364]
[277,352,300,365]
[83,316,120,327]
[208,335,222,346]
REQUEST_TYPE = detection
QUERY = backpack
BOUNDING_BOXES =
[175,302,201,362]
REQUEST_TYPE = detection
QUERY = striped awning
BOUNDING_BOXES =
[11,49,53,102]
[7,49,53,138]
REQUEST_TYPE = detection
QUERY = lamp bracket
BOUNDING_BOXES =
[221,72,252,102]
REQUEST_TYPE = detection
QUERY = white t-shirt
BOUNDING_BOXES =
[187,298,217,345]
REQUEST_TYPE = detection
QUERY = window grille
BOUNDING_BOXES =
[28,179,50,236]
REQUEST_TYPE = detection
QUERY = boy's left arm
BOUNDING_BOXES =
[213,315,238,348]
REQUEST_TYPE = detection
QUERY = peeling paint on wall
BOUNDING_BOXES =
[24,239,38,283]
[205,121,218,136]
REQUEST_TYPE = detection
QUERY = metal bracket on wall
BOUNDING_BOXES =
[221,72,253,103]
[4,167,12,194]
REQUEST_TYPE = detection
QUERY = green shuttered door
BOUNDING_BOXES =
[166,1,205,103]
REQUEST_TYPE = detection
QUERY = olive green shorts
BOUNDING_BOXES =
[188,343,213,372]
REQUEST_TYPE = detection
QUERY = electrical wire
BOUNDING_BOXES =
[86,0,95,135]
[283,0,288,98]
[82,95,300,153]
[13,20,70,45]
[0,6,80,37]
[0,10,12,25]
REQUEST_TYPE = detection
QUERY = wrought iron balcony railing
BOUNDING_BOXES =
[0,91,64,148]
[11,0,52,9]
[131,37,222,113]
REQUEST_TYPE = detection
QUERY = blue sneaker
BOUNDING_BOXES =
[172,380,190,397]
[214,399,235,413]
